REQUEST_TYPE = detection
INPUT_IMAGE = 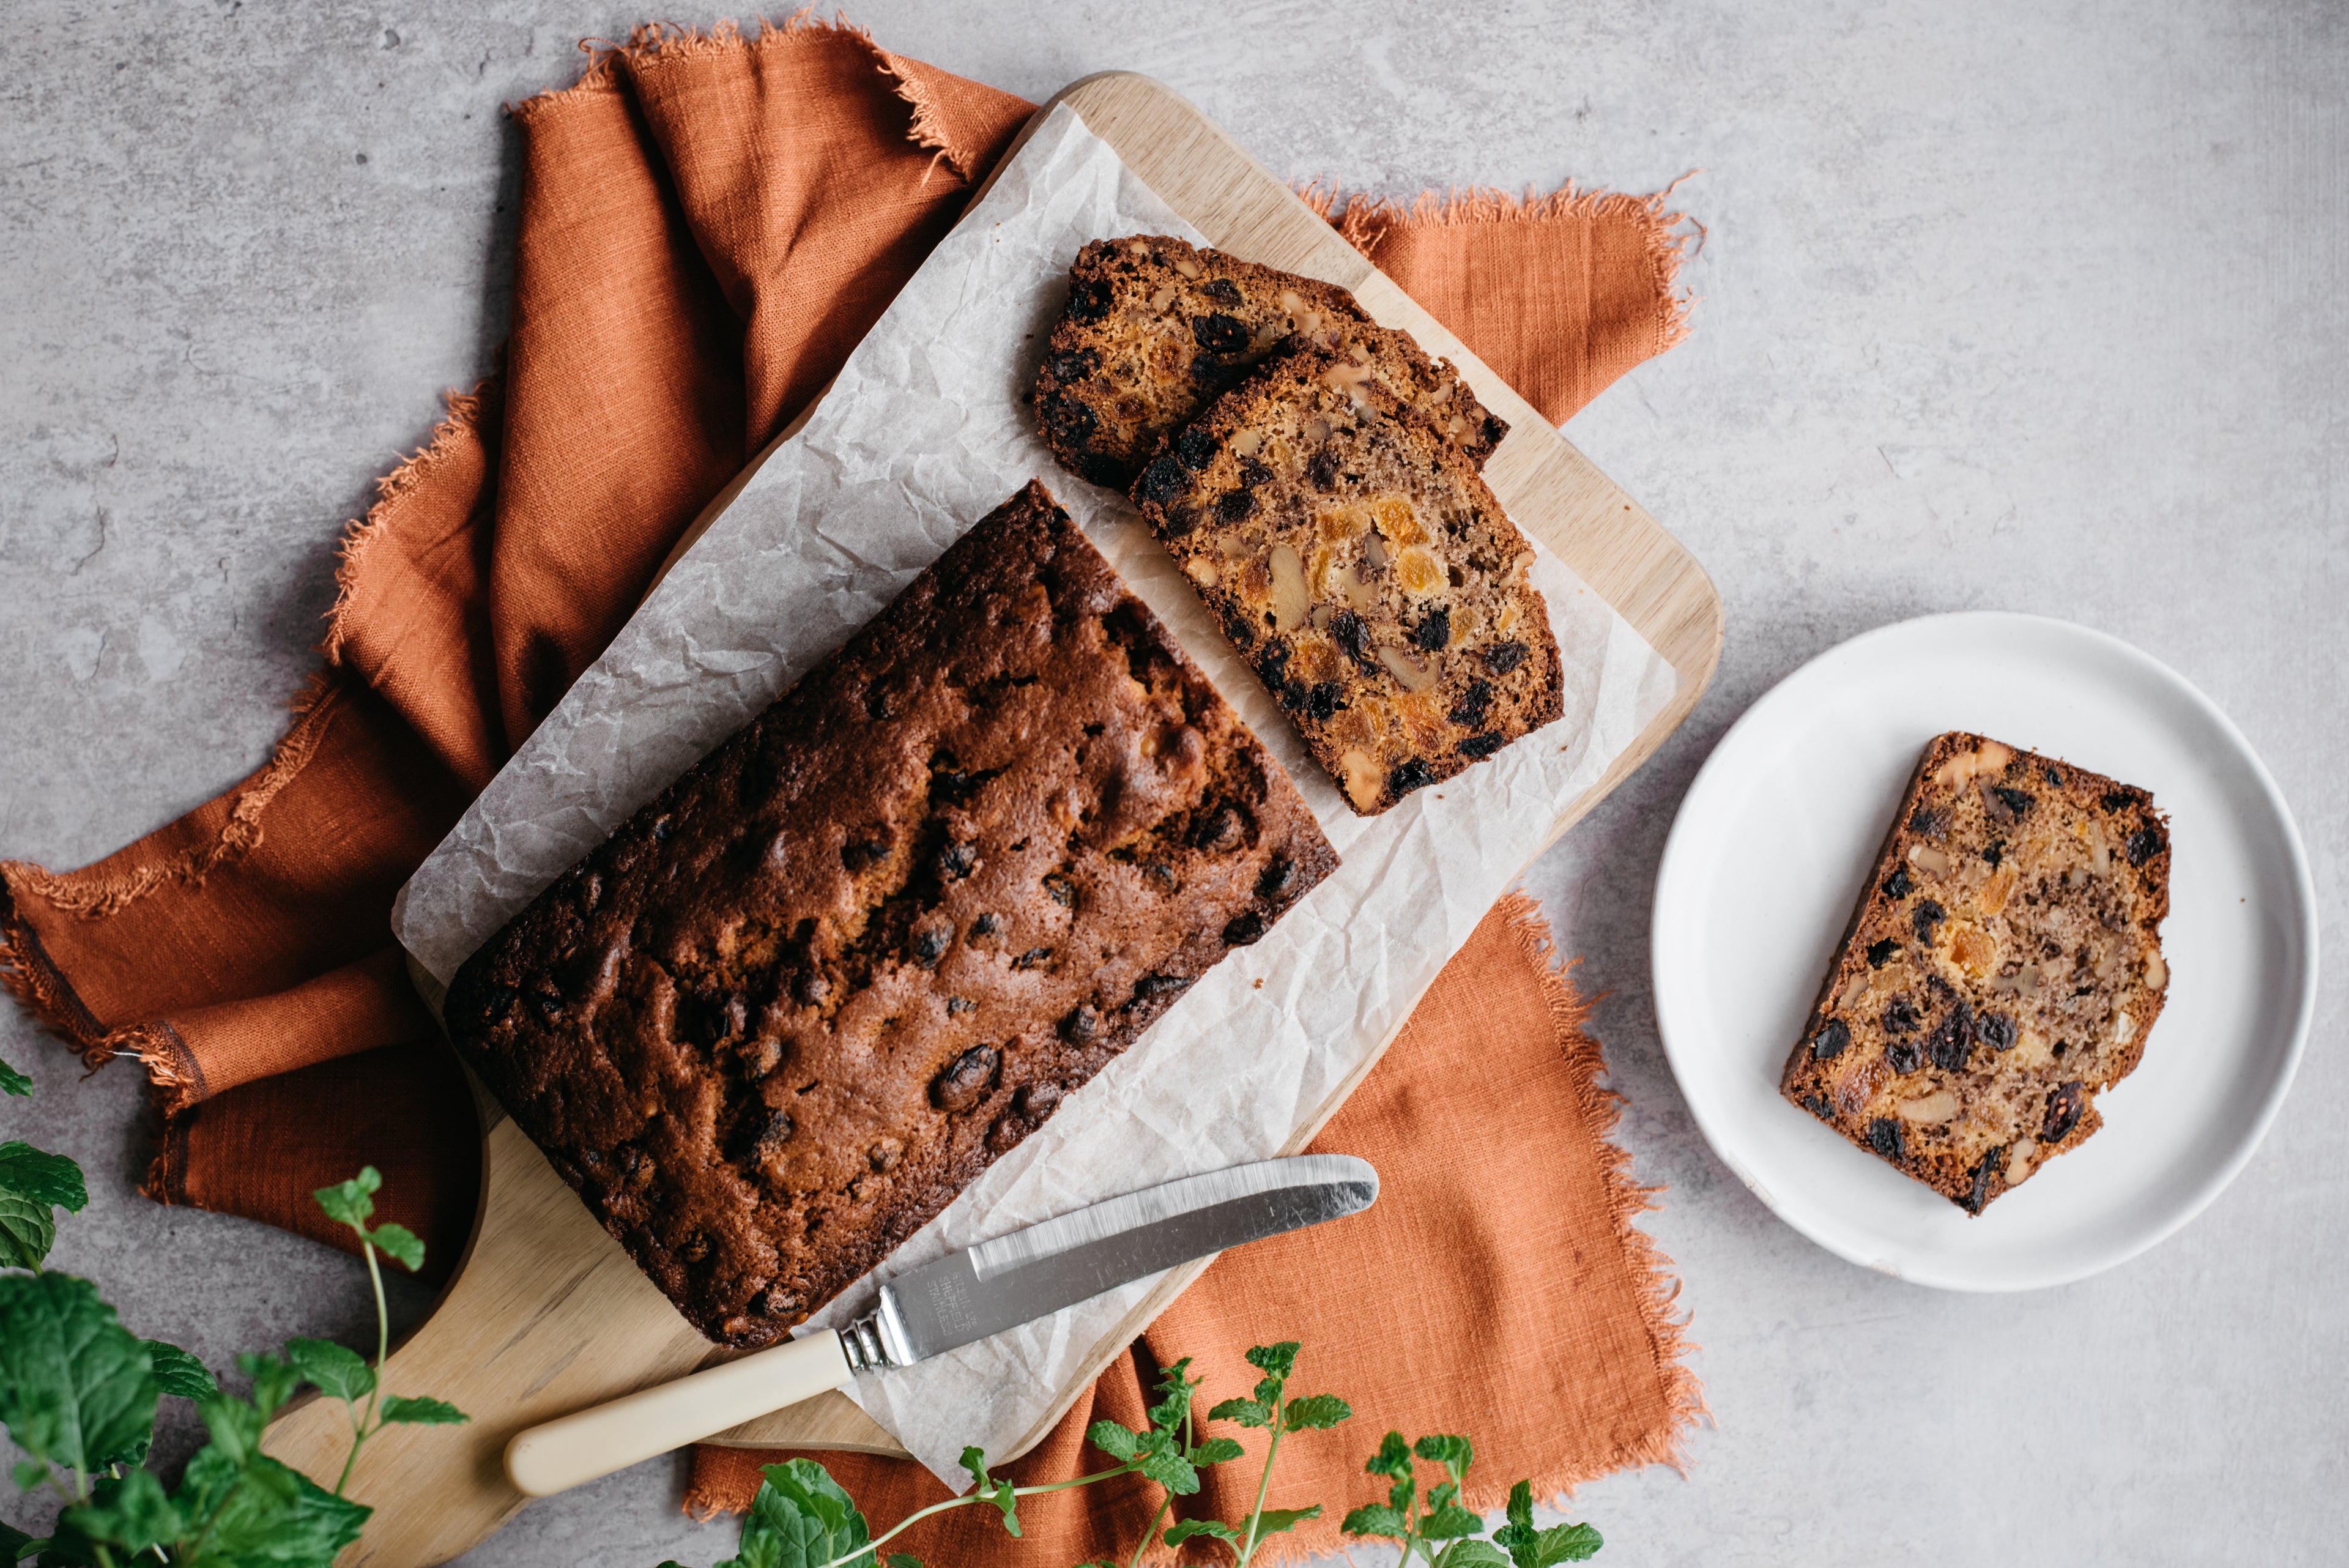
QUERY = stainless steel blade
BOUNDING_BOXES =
[857,1154,1377,1367]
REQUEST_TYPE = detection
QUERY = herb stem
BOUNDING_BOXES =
[334,1236,390,1496]
[1236,1387,1286,1568]
[1126,1402,1193,1568]
[823,1464,1131,1568]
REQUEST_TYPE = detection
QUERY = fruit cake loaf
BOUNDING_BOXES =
[1779,732,2172,1213]
[1127,341,1565,816]
[442,481,1339,1347]
[1034,234,1507,489]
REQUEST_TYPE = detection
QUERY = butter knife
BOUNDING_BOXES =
[504,1153,1379,1496]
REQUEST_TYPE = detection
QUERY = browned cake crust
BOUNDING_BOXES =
[442,481,1339,1346]
[1780,732,2172,1213]
[1034,235,1505,489]
[1127,343,1564,816]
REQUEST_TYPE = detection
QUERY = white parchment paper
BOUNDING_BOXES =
[392,103,1677,1485]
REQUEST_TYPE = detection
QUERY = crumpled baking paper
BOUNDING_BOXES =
[392,103,1677,1486]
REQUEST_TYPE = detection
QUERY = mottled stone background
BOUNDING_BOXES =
[2,3,2342,1564]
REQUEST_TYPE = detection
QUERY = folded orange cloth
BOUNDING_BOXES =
[0,12,1699,1543]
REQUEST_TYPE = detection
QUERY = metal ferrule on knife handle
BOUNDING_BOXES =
[841,1304,907,1374]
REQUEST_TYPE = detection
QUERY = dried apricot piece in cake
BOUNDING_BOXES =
[1129,342,1564,816]
[1034,235,1505,488]
[1779,732,2172,1211]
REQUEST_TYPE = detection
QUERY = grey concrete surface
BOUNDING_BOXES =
[2,2,2343,1564]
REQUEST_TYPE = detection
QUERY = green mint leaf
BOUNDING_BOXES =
[0,1189,56,1272]
[379,1394,469,1425]
[1162,1518,1241,1546]
[198,1392,266,1465]
[1252,1375,1284,1406]
[1416,1433,1475,1485]
[1364,1429,1415,1480]
[748,1458,874,1568]
[1389,1474,1417,1512]
[1430,1481,1460,1511]
[1493,1484,1603,1566]
[1244,1342,1299,1380]
[1421,1501,1486,1540]
[1206,1397,1271,1429]
[1186,1436,1245,1465]
[1282,1393,1351,1432]
[173,1446,371,1565]
[0,1272,158,1474]
[1146,1356,1200,1435]
[286,1336,376,1405]
[1135,1446,1200,1497]
[311,1166,382,1230]
[236,1349,302,1418]
[143,1340,218,1402]
[1504,1479,1535,1540]
[1085,1419,1140,1462]
[367,1221,426,1273]
[0,1054,29,1098]
[732,1530,785,1568]
[1249,1504,1322,1539]
[59,1466,182,1554]
[0,1143,87,1211]
[1341,1503,1409,1540]
[957,1445,992,1493]
[11,1457,46,1490]
[0,1517,29,1562]
[1532,1522,1603,1564]
[1432,1541,1513,1568]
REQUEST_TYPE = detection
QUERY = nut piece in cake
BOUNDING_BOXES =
[1129,342,1564,816]
[1779,732,2172,1212]
[442,481,1340,1346]
[1034,234,1505,489]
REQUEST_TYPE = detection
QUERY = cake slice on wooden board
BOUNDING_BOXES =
[1033,234,1507,489]
[1779,732,2172,1213]
[442,480,1339,1347]
[1128,341,1565,816]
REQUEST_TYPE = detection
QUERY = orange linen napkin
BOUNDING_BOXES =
[0,9,1699,1541]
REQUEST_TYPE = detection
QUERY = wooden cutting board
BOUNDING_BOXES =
[260,70,1722,1568]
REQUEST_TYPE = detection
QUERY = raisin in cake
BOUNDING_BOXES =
[1034,235,1505,488]
[1127,341,1564,816]
[442,481,1338,1346]
[1780,732,2172,1213]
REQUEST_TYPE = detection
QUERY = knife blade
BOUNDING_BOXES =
[504,1154,1378,1497]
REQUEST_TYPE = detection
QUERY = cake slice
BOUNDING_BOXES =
[442,481,1338,1346]
[1034,235,1506,489]
[1128,341,1564,816]
[1779,732,2172,1213]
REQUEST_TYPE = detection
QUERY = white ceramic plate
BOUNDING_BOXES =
[1651,612,2317,1290]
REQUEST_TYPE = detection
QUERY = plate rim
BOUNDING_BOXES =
[1649,609,2320,1291]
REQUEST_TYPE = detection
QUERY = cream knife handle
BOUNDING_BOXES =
[504,1330,857,1498]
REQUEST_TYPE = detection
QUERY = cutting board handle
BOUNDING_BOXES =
[505,1330,859,1498]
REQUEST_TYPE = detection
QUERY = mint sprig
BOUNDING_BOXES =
[0,1107,469,1567]
[1343,1431,1602,1566]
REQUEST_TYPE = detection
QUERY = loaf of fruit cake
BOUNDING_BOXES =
[1127,341,1564,816]
[442,480,1339,1347]
[1779,732,2172,1213]
[1034,234,1506,489]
